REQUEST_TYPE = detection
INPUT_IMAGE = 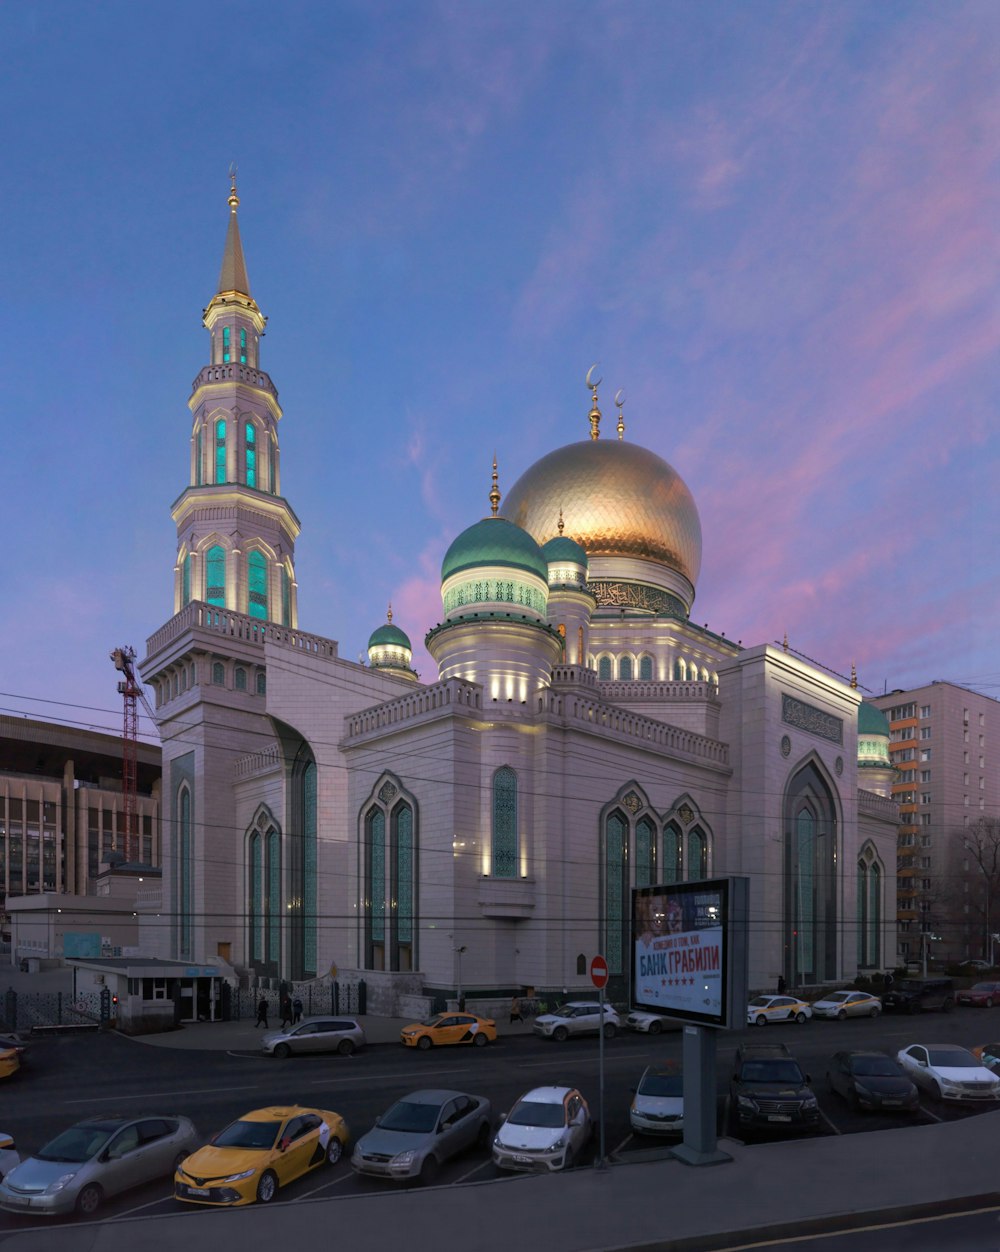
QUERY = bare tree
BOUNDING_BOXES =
[957,817,1000,962]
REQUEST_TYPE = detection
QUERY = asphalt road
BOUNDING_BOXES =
[2,1005,999,1237]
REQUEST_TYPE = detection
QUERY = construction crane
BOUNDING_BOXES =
[110,646,156,864]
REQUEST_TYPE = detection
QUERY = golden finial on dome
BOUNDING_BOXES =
[489,454,501,517]
[557,507,565,535]
[850,661,857,689]
[387,602,393,624]
[615,388,625,440]
[585,364,602,440]
[228,162,240,211]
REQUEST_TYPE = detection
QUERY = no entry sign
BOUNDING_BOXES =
[590,955,609,989]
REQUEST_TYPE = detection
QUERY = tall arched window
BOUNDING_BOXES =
[240,327,247,364]
[249,832,263,961]
[206,545,226,607]
[662,822,682,883]
[598,656,612,680]
[784,762,838,984]
[215,419,227,483]
[222,326,231,363]
[619,656,633,681]
[281,567,291,626]
[361,780,419,973]
[182,553,191,606]
[492,767,518,878]
[639,655,653,681]
[603,811,628,979]
[248,551,268,619]
[195,429,203,485]
[674,657,687,680]
[636,816,655,888]
[393,803,414,971]
[178,785,192,958]
[857,847,881,968]
[366,808,386,970]
[266,828,280,965]
[688,826,708,879]
[246,422,256,488]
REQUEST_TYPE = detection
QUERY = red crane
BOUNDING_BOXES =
[110,646,155,864]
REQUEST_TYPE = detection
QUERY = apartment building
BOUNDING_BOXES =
[873,683,1000,965]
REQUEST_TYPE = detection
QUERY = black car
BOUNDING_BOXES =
[825,1050,920,1113]
[881,977,955,1014]
[729,1042,819,1137]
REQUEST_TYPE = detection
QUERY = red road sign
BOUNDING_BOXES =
[590,955,609,989]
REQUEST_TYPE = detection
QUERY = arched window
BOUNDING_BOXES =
[206,545,226,607]
[178,785,192,958]
[361,780,419,974]
[619,655,633,681]
[688,826,708,879]
[393,802,414,971]
[246,422,256,488]
[248,551,268,620]
[249,832,263,961]
[492,767,518,878]
[576,953,586,976]
[222,326,231,363]
[235,667,247,691]
[281,567,291,626]
[636,816,656,888]
[662,822,682,884]
[857,847,881,968]
[182,553,191,606]
[256,672,267,696]
[598,656,612,680]
[674,657,687,681]
[240,327,247,364]
[215,419,227,483]
[366,808,386,971]
[266,828,280,965]
[784,762,838,985]
[639,655,653,681]
[212,661,225,685]
[195,429,203,485]
[603,811,628,978]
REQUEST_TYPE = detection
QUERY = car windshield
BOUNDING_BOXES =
[851,1057,900,1077]
[508,1100,566,1128]
[927,1049,979,1068]
[971,983,996,992]
[748,997,771,1007]
[826,992,851,1002]
[380,1101,441,1133]
[420,1016,445,1028]
[638,1073,683,1097]
[550,1005,577,1017]
[214,1120,281,1150]
[740,1061,804,1084]
[35,1124,117,1163]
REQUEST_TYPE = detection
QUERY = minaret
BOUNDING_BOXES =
[170,172,301,627]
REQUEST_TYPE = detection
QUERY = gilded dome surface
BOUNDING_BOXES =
[504,440,702,585]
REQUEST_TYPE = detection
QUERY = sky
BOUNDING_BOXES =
[1,0,997,743]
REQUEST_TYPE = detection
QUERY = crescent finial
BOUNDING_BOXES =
[585,363,603,391]
[615,388,625,440]
[228,162,239,210]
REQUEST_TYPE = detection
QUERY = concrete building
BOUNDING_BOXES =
[873,682,1000,965]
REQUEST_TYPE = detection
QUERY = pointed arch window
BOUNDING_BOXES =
[366,808,386,970]
[240,327,247,364]
[393,802,414,970]
[235,667,247,692]
[662,822,682,884]
[619,656,633,681]
[598,656,612,680]
[178,785,192,959]
[250,832,263,961]
[246,422,256,488]
[784,763,838,985]
[636,816,655,888]
[492,767,518,879]
[688,826,708,879]
[206,545,226,607]
[248,551,268,620]
[215,419,227,483]
[639,655,653,681]
[222,326,231,363]
[266,828,280,965]
[256,671,267,696]
[281,567,291,626]
[858,847,881,968]
[603,811,628,977]
[182,553,191,606]
[195,429,203,486]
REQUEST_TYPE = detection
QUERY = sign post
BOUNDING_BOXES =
[590,955,609,1169]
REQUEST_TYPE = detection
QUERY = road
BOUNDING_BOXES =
[1,1005,998,1237]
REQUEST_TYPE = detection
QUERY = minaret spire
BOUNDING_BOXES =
[489,455,501,517]
[218,165,252,298]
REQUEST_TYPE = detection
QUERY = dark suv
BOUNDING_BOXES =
[730,1042,819,1137]
[882,977,955,1014]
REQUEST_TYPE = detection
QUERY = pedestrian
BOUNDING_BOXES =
[509,995,522,1023]
[280,996,293,1029]
[255,995,269,1029]
[293,996,303,1024]
[776,975,787,996]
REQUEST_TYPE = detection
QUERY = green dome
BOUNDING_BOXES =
[541,535,589,567]
[441,516,548,583]
[369,622,412,651]
[858,701,890,737]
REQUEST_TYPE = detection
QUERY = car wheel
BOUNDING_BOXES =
[942,999,954,1013]
[931,1081,944,1102]
[256,1170,278,1203]
[473,1031,488,1048]
[869,1006,880,1018]
[648,1020,662,1035]
[563,1145,576,1171]
[837,1009,847,1020]
[755,1015,767,1027]
[553,1025,569,1042]
[417,1035,433,1050]
[603,1022,617,1040]
[795,1012,807,1024]
[325,1136,344,1166]
[338,1038,355,1056]
[476,1121,491,1150]
[419,1155,439,1186]
[274,1043,291,1059]
[76,1183,103,1217]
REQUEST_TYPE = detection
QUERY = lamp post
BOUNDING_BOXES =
[455,945,467,1010]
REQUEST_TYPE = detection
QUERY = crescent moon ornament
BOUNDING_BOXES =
[585,363,603,391]
[614,389,624,408]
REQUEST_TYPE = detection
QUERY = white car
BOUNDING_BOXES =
[896,1044,1000,1103]
[811,991,882,1020]
[0,1133,19,1183]
[630,1065,683,1136]
[493,1086,591,1173]
[746,995,812,1026]
[625,1010,671,1035]
[532,1002,620,1041]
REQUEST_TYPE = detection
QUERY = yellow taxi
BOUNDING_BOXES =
[0,1050,19,1081]
[400,1012,497,1050]
[746,995,813,1026]
[174,1105,348,1206]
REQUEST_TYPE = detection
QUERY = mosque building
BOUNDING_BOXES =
[139,182,898,1009]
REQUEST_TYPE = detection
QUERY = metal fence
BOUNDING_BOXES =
[1,989,104,1032]
[220,980,367,1022]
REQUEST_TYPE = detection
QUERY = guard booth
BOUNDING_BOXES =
[68,957,233,1031]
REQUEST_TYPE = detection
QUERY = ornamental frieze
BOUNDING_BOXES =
[589,580,685,616]
[781,694,843,745]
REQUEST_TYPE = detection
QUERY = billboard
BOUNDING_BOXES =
[631,877,748,1030]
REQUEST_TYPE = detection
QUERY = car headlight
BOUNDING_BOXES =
[390,1151,415,1168]
[801,1095,818,1108]
[46,1173,77,1194]
[737,1096,756,1110]
[549,1135,566,1150]
[221,1169,256,1183]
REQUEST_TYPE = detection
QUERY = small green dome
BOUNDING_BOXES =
[541,535,588,567]
[369,621,411,651]
[858,701,890,737]
[441,516,548,583]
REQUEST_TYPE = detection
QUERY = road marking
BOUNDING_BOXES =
[919,1103,944,1122]
[66,1084,260,1105]
[707,1201,1000,1250]
[611,1132,633,1154]
[115,1194,178,1219]
[294,1170,356,1200]
[453,1157,492,1184]
[818,1108,842,1135]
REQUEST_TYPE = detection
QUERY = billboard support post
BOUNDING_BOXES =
[597,981,606,1169]
[672,1024,730,1166]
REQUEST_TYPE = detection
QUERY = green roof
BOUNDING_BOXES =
[368,622,412,651]
[858,701,890,736]
[441,517,548,582]
[541,535,588,567]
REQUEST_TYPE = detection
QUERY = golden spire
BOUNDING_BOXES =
[615,388,625,440]
[387,602,393,624]
[557,507,565,535]
[228,162,240,211]
[586,364,602,440]
[489,454,501,517]
[850,661,857,689]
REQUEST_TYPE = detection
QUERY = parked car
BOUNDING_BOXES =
[882,978,955,1014]
[533,1001,620,1041]
[175,1105,348,1206]
[746,995,812,1026]
[0,1134,20,1183]
[825,1050,919,1112]
[729,1042,819,1137]
[630,1064,683,1136]
[0,1049,19,1081]
[351,1089,492,1184]
[493,1086,591,1173]
[895,1044,1000,1103]
[972,1042,1000,1074]
[959,960,993,972]
[810,991,882,1020]
[399,1013,497,1050]
[0,1115,200,1217]
[956,981,1000,1008]
[625,1010,671,1035]
[0,1034,30,1067]
[262,1016,366,1058]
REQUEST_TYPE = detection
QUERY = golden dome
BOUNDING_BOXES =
[503,440,702,586]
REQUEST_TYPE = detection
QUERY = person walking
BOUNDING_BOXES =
[292,997,303,1024]
[255,995,269,1029]
[280,996,293,1029]
[509,995,522,1023]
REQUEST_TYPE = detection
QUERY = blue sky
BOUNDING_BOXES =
[1,0,997,739]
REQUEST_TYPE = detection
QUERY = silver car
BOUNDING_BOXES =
[351,1088,492,1185]
[532,1001,621,1041]
[262,1016,366,1058]
[493,1086,592,1172]
[0,1115,200,1217]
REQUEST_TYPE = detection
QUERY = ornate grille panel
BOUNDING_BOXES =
[267,829,280,964]
[370,810,385,943]
[492,767,518,879]
[396,804,413,945]
[206,545,225,607]
[251,832,263,961]
[605,812,626,974]
[636,817,655,888]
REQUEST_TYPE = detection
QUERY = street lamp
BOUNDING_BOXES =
[455,945,467,1009]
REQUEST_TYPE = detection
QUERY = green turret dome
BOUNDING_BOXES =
[858,701,890,737]
[541,534,588,567]
[442,516,548,583]
[368,621,412,651]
